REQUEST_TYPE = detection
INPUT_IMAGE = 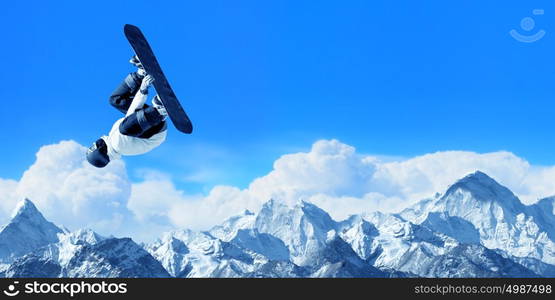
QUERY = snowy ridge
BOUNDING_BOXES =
[2,171,555,277]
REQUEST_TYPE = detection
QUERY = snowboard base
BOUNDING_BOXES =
[124,24,193,134]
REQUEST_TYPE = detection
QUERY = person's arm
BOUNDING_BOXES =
[126,75,154,116]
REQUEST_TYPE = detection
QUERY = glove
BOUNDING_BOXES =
[139,74,155,94]
[137,68,147,77]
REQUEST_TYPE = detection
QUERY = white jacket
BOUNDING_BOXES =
[105,82,167,159]
[106,118,166,157]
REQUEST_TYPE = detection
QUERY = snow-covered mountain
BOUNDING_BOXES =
[145,202,386,278]
[0,199,64,272]
[2,171,555,277]
[5,228,169,278]
[401,171,555,266]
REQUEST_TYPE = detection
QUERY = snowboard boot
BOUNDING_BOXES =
[130,55,147,77]
[151,95,168,117]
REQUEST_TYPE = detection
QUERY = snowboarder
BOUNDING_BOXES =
[86,56,169,168]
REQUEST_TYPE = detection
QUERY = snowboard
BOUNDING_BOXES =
[124,24,193,134]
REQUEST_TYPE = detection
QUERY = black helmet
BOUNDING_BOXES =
[86,138,110,168]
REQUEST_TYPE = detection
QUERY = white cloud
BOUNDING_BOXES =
[371,150,532,203]
[127,175,257,231]
[128,175,190,222]
[1,140,132,235]
[2,139,555,240]
[167,185,255,230]
[165,140,555,225]
[0,178,19,224]
[248,140,377,202]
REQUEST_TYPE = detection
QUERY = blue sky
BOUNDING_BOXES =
[1,0,554,194]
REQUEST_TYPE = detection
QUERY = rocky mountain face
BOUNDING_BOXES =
[2,171,554,277]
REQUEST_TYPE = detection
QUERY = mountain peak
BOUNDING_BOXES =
[456,171,497,186]
[1,199,63,263]
[11,199,40,219]
[8,199,64,231]
[443,171,521,205]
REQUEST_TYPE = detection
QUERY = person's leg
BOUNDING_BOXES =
[119,107,167,138]
[109,72,146,114]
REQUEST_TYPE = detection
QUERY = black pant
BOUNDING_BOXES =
[109,72,166,138]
